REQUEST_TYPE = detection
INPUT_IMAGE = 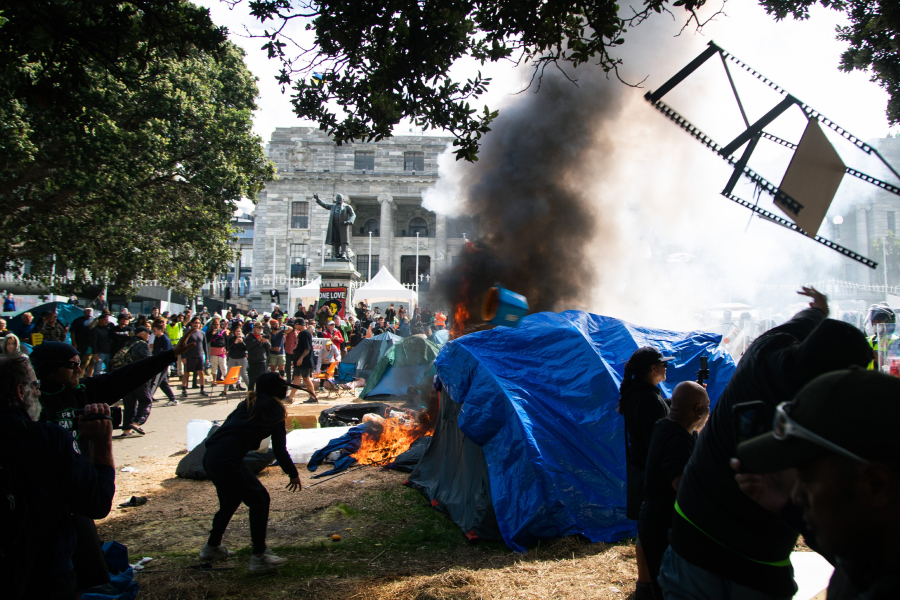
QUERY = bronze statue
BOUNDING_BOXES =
[314,192,356,260]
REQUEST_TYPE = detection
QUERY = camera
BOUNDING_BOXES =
[73,406,124,428]
[696,355,710,385]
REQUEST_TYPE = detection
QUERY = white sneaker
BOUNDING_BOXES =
[249,550,288,571]
[164,400,179,407]
[199,543,235,562]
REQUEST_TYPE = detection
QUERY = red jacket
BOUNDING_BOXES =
[324,329,344,346]
[285,329,298,354]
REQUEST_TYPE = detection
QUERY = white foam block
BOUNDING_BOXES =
[791,551,833,600]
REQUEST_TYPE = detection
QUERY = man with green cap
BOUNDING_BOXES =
[735,368,899,599]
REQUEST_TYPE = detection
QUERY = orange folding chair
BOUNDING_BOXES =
[214,366,243,403]
[313,362,339,397]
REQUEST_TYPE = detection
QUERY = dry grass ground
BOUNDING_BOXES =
[98,454,640,599]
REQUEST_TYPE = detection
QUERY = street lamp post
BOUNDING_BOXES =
[415,232,420,295]
[368,231,372,280]
[271,233,277,285]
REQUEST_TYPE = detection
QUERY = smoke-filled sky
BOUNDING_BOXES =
[198,1,897,329]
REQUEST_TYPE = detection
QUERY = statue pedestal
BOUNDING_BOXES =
[317,260,362,314]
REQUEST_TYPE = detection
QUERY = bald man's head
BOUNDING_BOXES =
[670,381,711,432]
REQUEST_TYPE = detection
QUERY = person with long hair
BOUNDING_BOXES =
[199,373,302,570]
[2,332,27,356]
[619,346,674,600]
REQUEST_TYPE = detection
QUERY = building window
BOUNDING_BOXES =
[356,255,379,279]
[240,249,253,268]
[889,211,896,234]
[404,151,424,171]
[359,218,379,236]
[408,217,428,237]
[354,150,375,170]
[290,243,308,279]
[291,201,309,229]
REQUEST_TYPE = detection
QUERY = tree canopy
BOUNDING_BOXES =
[0,1,274,296]
[241,0,899,162]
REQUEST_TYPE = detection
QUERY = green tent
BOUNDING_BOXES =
[359,336,441,398]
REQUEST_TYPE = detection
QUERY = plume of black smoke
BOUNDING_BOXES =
[435,65,628,318]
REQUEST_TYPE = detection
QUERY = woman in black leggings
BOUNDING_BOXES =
[199,373,302,570]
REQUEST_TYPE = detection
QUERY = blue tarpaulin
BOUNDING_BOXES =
[433,310,735,552]
[307,424,366,477]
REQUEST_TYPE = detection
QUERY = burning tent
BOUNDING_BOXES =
[407,310,735,552]
[358,336,441,399]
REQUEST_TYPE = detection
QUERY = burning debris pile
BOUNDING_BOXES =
[352,410,434,465]
[307,392,441,476]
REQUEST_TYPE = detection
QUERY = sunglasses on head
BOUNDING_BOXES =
[773,402,867,465]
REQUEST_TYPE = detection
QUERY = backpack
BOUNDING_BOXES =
[0,419,35,599]
[111,338,141,371]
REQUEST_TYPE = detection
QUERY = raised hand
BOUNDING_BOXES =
[173,331,197,357]
[797,286,828,317]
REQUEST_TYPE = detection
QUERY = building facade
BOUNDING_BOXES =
[249,127,467,309]
[824,137,900,290]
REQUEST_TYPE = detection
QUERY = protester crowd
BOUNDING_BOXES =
[1,286,896,599]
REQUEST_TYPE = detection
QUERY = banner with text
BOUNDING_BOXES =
[318,287,347,319]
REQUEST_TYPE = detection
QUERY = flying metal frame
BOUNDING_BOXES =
[644,41,900,269]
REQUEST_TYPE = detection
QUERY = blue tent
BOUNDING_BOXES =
[409,310,735,552]
[430,329,450,347]
[6,302,84,345]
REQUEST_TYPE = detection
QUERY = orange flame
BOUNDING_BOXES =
[450,278,470,339]
[451,303,469,339]
[351,417,432,465]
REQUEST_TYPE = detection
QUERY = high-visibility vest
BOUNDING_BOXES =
[868,334,897,370]
[434,312,446,327]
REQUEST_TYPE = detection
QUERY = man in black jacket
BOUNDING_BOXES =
[109,313,134,356]
[1,354,116,599]
[659,288,873,600]
[245,322,271,391]
[70,307,94,371]
[120,327,154,437]
[29,335,196,591]
[90,312,113,375]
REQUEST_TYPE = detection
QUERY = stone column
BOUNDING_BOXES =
[856,207,869,284]
[435,213,448,277]
[378,193,393,276]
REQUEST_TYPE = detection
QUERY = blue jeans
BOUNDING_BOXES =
[94,353,111,375]
[658,547,795,600]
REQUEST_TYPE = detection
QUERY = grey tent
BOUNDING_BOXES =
[405,391,502,542]
[344,331,401,380]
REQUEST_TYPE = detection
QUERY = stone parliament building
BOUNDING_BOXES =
[248,127,470,310]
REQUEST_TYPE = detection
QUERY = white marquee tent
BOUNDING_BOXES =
[288,276,321,312]
[352,266,418,306]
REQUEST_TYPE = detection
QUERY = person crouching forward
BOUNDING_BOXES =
[199,373,302,570]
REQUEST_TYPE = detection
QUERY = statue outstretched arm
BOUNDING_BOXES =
[313,192,332,209]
